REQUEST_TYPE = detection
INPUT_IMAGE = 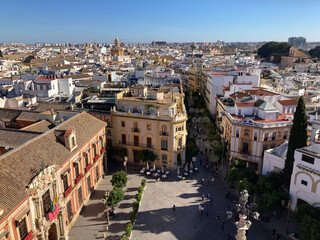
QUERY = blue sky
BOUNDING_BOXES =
[1,0,320,43]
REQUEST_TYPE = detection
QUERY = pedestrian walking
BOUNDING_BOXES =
[221,220,225,230]
[210,197,214,205]
[173,205,176,212]
[211,177,215,183]
[216,215,220,222]
[206,211,209,217]
[207,193,211,199]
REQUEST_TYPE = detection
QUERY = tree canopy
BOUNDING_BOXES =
[284,97,307,186]
[186,137,199,162]
[136,149,157,163]
[257,42,292,58]
[309,46,320,59]
[114,147,127,160]
[107,188,124,207]
[111,170,128,188]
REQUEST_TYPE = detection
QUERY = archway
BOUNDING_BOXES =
[177,153,182,166]
[48,223,58,240]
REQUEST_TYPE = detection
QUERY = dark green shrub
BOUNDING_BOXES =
[129,211,136,223]
[136,192,142,202]
[138,186,143,193]
[125,223,133,237]
[132,201,139,213]
[141,179,146,187]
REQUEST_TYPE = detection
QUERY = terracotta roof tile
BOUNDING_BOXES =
[277,99,298,106]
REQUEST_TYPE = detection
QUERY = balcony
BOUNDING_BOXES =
[101,146,106,154]
[75,174,83,184]
[118,140,153,149]
[94,154,100,162]
[160,131,169,136]
[23,230,33,240]
[85,164,92,173]
[64,186,72,198]
[131,128,140,133]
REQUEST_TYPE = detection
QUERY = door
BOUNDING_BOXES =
[133,150,140,163]
[134,136,139,146]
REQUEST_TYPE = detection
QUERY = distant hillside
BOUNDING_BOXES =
[257,42,292,58]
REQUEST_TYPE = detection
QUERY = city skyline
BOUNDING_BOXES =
[1,0,320,43]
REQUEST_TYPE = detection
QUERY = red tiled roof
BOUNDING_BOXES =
[235,102,255,107]
[277,99,298,106]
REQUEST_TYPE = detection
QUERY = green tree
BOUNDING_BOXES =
[107,188,124,207]
[238,168,258,185]
[296,204,320,222]
[299,215,320,240]
[136,149,157,163]
[284,97,308,186]
[111,170,128,188]
[186,137,199,162]
[258,190,288,211]
[257,42,292,58]
[114,147,127,161]
[213,144,226,160]
[309,46,320,59]
[236,178,253,194]
[227,167,239,184]
[125,223,133,237]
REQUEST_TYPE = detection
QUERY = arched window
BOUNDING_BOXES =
[236,130,239,138]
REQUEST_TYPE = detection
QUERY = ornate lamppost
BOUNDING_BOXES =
[234,190,260,240]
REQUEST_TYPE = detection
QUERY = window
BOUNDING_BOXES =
[162,154,167,162]
[253,133,257,141]
[87,176,91,193]
[133,122,138,129]
[74,162,80,178]
[72,137,76,147]
[283,131,288,139]
[178,138,182,149]
[67,201,73,223]
[161,140,168,150]
[147,124,151,130]
[121,121,125,127]
[301,154,315,164]
[107,130,111,135]
[164,109,169,115]
[271,132,276,141]
[92,144,97,157]
[236,130,239,138]
[161,125,167,135]
[63,174,69,191]
[134,136,139,146]
[301,180,308,186]
[96,166,99,182]
[244,130,250,136]
[78,187,83,206]
[42,190,51,214]
[40,85,43,90]
[84,152,89,167]
[121,134,126,144]
[147,137,152,148]
[18,218,28,240]
[264,133,268,141]
[242,142,249,154]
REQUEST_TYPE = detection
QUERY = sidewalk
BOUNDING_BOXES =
[69,164,144,240]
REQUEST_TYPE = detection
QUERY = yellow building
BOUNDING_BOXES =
[111,37,124,57]
[112,85,187,169]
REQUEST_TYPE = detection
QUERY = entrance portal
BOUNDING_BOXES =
[48,223,58,240]
[177,153,182,166]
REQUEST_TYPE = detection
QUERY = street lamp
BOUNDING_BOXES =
[123,156,128,174]
[234,190,260,240]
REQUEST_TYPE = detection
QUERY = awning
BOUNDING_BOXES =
[60,168,70,176]
[73,157,81,164]
[14,207,30,222]
[0,231,9,239]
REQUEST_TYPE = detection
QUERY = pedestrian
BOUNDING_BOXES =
[210,197,214,205]
[206,211,209,217]
[272,228,276,238]
[211,177,215,183]
[202,194,205,201]
[173,205,176,212]
[207,178,210,185]
[207,193,211,199]
[221,220,225,230]
[198,205,201,213]
[226,191,229,199]
[216,215,220,221]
